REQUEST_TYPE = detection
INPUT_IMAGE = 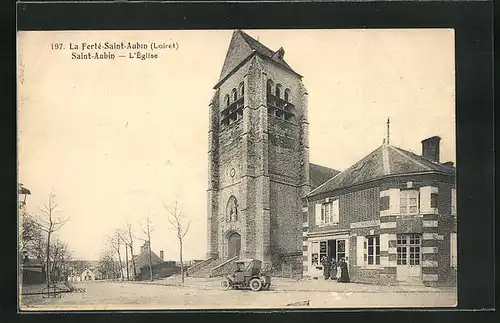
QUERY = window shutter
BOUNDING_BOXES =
[315,203,322,226]
[389,189,400,214]
[356,236,365,267]
[332,200,339,224]
[450,233,457,267]
[451,189,457,215]
[420,186,431,211]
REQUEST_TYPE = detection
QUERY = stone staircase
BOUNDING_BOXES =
[188,258,228,278]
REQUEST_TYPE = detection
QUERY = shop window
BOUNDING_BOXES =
[337,240,346,260]
[451,188,457,216]
[397,234,421,265]
[400,189,419,215]
[320,241,327,261]
[311,242,319,265]
[366,236,380,266]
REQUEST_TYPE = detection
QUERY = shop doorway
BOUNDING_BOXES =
[396,234,422,282]
[322,239,347,263]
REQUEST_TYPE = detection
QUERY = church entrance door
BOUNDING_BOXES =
[228,233,241,258]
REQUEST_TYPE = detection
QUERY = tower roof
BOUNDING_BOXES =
[215,30,301,88]
[307,144,455,197]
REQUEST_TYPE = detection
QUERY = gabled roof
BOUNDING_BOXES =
[133,249,163,271]
[309,163,340,190]
[216,30,300,88]
[308,144,455,197]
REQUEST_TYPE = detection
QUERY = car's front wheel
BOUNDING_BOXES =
[221,278,231,291]
[249,278,262,291]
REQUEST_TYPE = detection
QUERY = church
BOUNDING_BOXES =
[187,30,457,284]
[201,30,338,277]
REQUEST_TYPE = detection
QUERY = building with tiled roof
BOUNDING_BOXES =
[132,241,164,279]
[303,136,457,286]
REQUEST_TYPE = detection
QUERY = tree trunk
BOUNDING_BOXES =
[117,248,124,281]
[45,231,51,289]
[180,239,184,283]
[148,245,153,281]
[125,245,130,280]
[130,244,136,281]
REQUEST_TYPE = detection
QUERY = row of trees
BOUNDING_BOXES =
[20,192,72,285]
[98,201,190,283]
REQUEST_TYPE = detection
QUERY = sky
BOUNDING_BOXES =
[17,29,455,261]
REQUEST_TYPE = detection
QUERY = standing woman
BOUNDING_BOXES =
[338,258,350,283]
[321,256,330,280]
[330,258,337,280]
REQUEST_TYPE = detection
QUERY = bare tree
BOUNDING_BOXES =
[141,215,154,281]
[49,239,72,281]
[36,192,68,288]
[126,222,137,280]
[98,247,116,280]
[20,210,43,256]
[117,228,130,280]
[107,231,124,281]
[164,201,190,283]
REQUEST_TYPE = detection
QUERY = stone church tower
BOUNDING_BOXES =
[207,30,310,271]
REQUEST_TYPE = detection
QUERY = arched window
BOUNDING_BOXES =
[224,94,230,107]
[239,82,245,98]
[231,88,237,102]
[226,196,238,222]
[266,79,274,95]
[284,88,291,102]
[275,84,283,99]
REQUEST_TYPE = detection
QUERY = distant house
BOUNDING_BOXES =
[132,241,164,280]
[80,268,96,281]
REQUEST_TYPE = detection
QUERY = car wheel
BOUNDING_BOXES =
[249,278,262,291]
[221,279,231,291]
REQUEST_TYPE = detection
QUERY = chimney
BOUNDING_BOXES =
[421,136,441,163]
[160,250,164,260]
[141,241,150,253]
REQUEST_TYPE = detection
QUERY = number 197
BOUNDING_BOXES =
[51,43,63,50]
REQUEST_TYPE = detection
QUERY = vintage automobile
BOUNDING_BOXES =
[221,258,271,291]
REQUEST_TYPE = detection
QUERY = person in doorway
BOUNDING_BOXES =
[337,258,350,283]
[329,258,337,280]
[321,256,330,280]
